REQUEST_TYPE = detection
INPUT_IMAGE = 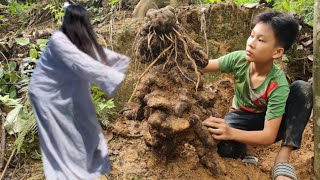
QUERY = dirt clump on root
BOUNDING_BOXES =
[122,6,236,175]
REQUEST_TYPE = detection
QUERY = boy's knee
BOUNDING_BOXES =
[291,80,313,100]
[217,141,246,159]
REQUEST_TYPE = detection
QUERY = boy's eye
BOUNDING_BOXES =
[258,39,265,42]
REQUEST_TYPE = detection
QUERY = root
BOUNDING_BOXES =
[147,30,155,52]
[128,44,173,102]
[173,28,201,91]
[174,34,196,84]
[162,48,174,71]
[200,8,209,55]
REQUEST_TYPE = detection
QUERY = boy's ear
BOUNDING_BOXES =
[272,47,284,59]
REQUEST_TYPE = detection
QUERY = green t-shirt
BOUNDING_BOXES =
[218,51,289,120]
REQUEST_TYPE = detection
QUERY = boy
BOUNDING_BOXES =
[202,11,313,180]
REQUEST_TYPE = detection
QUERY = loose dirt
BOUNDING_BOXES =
[0,3,314,180]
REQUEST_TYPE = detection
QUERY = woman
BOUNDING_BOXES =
[29,4,129,180]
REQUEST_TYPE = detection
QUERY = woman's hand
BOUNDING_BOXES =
[202,116,233,141]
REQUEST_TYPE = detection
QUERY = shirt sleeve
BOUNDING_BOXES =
[49,31,130,97]
[265,85,289,120]
[103,48,130,74]
[218,51,246,73]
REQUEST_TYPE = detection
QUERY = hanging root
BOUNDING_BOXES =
[130,6,208,102]
[128,44,173,102]
[173,28,201,91]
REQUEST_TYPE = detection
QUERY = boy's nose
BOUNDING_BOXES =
[247,39,255,49]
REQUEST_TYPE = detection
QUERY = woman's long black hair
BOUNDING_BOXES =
[61,4,108,64]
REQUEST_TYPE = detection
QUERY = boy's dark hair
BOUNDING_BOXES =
[254,11,299,52]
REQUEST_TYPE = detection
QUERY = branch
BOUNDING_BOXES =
[0,147,15,180]
[0,108,5,169]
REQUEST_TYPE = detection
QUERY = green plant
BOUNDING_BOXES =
[0,4,7,27]
[8,1,35,20]
[197,0,314,26]
[0,61,19,98]
[91,86,117,127]
[88,6,105,23]
[273,0,314,25]
[106,0,122,15]
[15,37,49,59]
[0,36,48,153]
[108,0,120,5]
[0,89,36,153]
[43,3,64,25]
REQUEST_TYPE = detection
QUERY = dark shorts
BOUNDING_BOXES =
[217,80,313,158]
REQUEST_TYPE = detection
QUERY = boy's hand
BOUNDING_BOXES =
[202,116,233,141]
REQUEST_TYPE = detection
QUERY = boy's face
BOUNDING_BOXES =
[245,22,284,63]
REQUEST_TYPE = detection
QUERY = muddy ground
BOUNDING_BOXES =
[0,3,315,180]
[106,116,314,179]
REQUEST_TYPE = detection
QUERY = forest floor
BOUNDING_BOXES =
[0,2,315,180]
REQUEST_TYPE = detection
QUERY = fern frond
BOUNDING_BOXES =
[15,115,36,153]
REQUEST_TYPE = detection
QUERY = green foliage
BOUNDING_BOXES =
[43,3,64,25]
[200,0,257,4]
[8,1,35,20]
[0,93,36,153]
[273,0,314,25]
[88,6,105,22]
[91,86,117,127]
[0,36,48,153]
[15,37,49,59]
[235,0,260,4]
[0,6,7,27]
[108,0,120,5]
[0,61,19,98]
[197,0,314,26]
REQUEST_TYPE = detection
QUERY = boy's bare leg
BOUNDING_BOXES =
[274,146,294,180]
[246,145,255,156]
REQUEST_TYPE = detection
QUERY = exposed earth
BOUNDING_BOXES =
[0,2,315,180]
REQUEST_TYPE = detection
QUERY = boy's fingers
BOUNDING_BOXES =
[208,127,222,135]
[203,121,220,128]
[212,134,224,140]
[203,116,224,125]
[211,117,224,123]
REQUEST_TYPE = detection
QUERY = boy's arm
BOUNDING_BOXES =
[203,116,282,145]
[203,59,220,73]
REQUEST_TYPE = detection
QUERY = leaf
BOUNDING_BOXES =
[55,12,64,19]
[0,95,11,104]
[108,0,119,5]
[15,37,30,46]
[106,99,115,108]
[29,48,38,59]
[36,39,49,46]
[284,2,290,11]
[0,85,8,94]
[282,55,289,62]
[10,73,19,83]
[39,44,47,52]
[0,67,4,78]
[297,45,304,50]
[0,4,7,9]
[4,104,23,134]
[9,61,17,70]
[9,85,16,98]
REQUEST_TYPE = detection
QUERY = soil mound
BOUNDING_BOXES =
[122,6,236,175]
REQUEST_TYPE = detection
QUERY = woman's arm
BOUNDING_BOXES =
[49,31,129,97]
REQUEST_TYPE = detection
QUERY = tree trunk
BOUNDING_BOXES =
[314,0,320,179]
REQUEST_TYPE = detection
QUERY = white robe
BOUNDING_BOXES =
[29,30,129,180]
